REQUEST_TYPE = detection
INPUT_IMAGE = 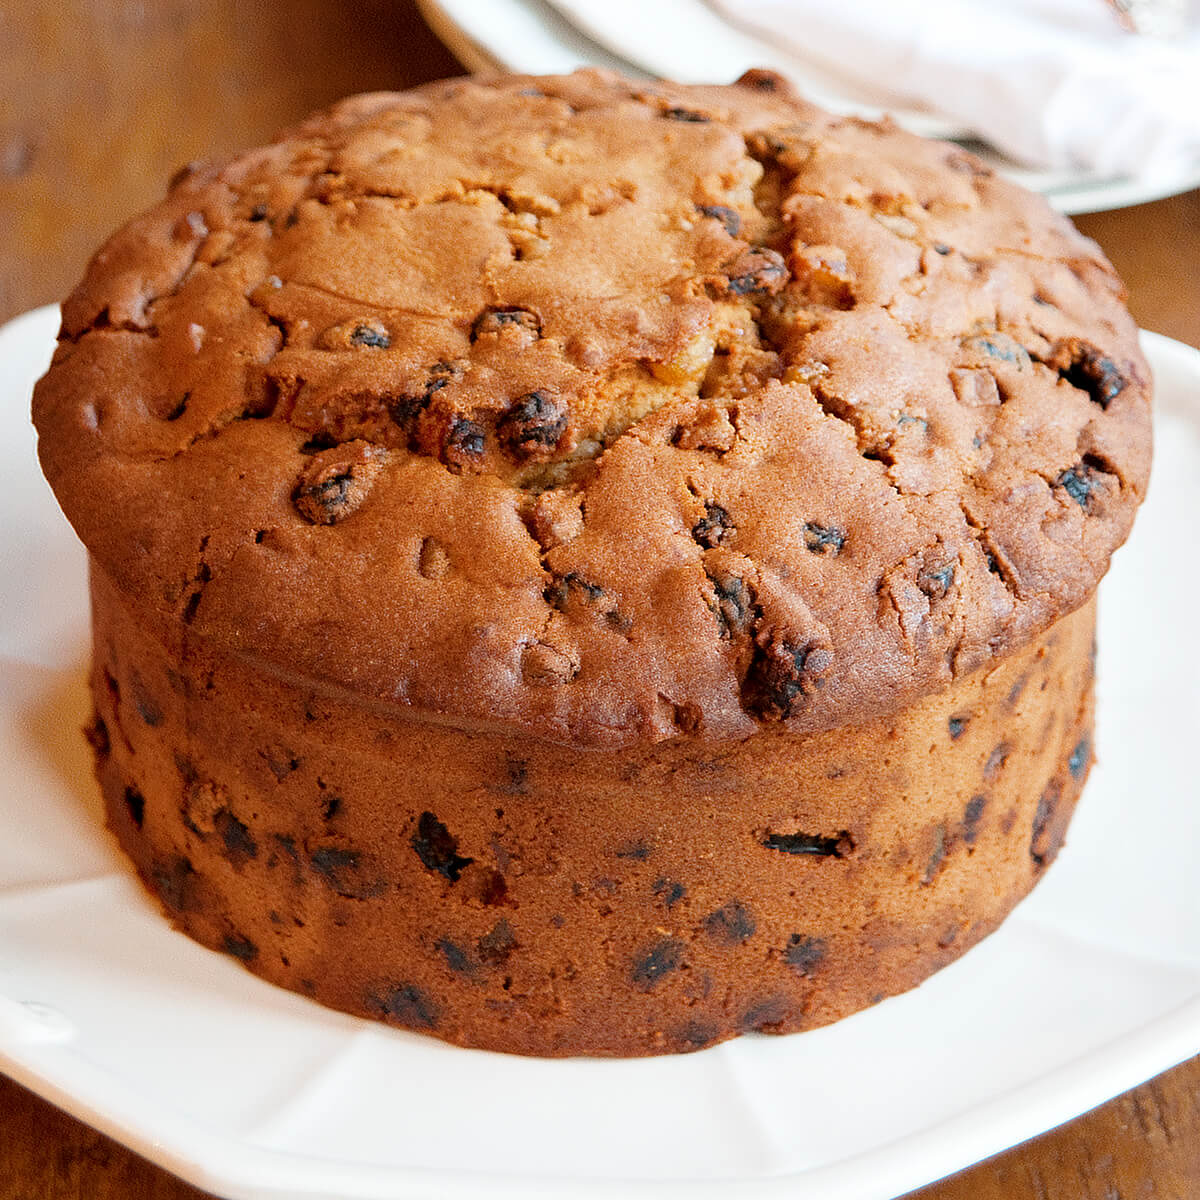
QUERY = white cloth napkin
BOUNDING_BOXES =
[708,0,1200,176]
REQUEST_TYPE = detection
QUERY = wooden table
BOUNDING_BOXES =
[1,3,1197,1197]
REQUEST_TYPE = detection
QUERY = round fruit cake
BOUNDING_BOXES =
[32,68,1152,1056]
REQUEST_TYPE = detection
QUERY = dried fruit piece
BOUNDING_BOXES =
[703,901,756,944]
[695,203,741,237]
[1031,781,1064,867]
[631,937,684,989]
[784,934,827,974]
[544,572,603,612]
[961,333,1031,369]
[1068,736,1091,780]
[500,390,568,456]
[437,938,474,974]
[984,743,1009,780]
[706,570,755,638]
[214,808,256,866]
[349,323,390,348]
[222,933,258,961]
[1047,338,1127,409]
[1057,461,1104,510]
[803,523,845,555]
[741,995,790,1032]
[444,416,486,470]
[760,830,850,857]
[615,840,651,861]
[675,1021,718,1050]
[723,247,788,296]
[309,845,384,899]
[293,442,387,525]
[85,715,110,758]
[692,501,734,548]
[745,126,815,170]
[411,812,473,882]
[478,919,518,965]
[388,361,462,427]
[471,307,541,343]
[123,787,145,830]
[318,319,390,350]
[918,561,955,600]
[376,983,438,1029]
[130,671,163,726]
[747,633,834,720]
[963,795,987,846]
[150,855,198,913]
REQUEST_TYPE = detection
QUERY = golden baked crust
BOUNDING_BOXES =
[33,69,1150,747]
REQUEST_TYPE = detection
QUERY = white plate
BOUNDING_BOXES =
[2,302,1199,1200]
[416,0,1200,215]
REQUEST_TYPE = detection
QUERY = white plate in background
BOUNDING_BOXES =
[2,302,1199,1200]
[416,0,1200,214]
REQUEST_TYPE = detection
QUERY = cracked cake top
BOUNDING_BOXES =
[33,69,1152,747]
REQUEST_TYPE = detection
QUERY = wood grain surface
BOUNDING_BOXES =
[1,3,1197,1197]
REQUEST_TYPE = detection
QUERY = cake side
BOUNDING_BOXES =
[34,69,1151,748]
[90,558,1095,1056]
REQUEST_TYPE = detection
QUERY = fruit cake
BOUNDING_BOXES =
[32,68,1152,1056]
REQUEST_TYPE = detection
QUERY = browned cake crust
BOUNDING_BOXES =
[33,68,1151,1055]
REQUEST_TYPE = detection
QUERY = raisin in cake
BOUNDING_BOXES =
[33,68,1152,1056]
